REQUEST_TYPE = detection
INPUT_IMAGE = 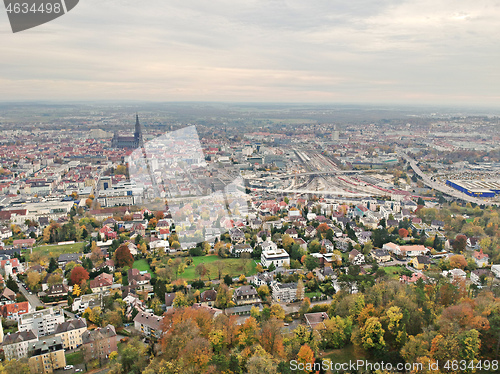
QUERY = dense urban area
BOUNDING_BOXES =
[0,103,499,374]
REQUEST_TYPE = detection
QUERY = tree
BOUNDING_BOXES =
[70,266,89,286]
[48,257,58,273]
[358,317,385,351]
[270,304,285,320]
[214,260,225,280]
[6,275,18,292]
[90,244,104,265]
[304,255,320,271]
[215,283,233,309]
[26,271,42,290]
[398,228,409,238]
[257,285,270,299]
[452,234,467,253]
[72,284,82,297]
[47,273,63,286]
[224,274,233,286]
[296,344,315,372]
[299,297,311,316]
[296,278,305,300]
[195,263,208,280]
[114,244,134,268]
[173,292,189,307]
[449,254,467,270]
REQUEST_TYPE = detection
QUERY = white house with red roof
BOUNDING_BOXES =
[473,249,489,267]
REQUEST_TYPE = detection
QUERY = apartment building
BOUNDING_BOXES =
[28,337,66,373]
[54,318,87,350]
[2,330,38,360]
[18,308,65,337]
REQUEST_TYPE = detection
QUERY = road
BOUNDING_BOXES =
[17,281,43,308]
[397,150,493,205]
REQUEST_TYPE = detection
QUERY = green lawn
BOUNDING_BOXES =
[65,351,84,365]
[133,259,154,278]
[382,266,406,279]
[180,255,257,282]
[28,242,85,261]
[306,291,322,299]
[323,344,369,363]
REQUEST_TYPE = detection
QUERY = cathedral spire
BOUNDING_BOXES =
[134,113,143,147]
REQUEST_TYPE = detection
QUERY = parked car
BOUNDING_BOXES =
[64,365,74,370]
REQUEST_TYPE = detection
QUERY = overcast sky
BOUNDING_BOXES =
[1,0,499,106]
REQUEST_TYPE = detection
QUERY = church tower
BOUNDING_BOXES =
[134,113,143,148]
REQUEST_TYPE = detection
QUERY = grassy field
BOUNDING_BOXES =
[28,242,85,260]
[180,255,257,282]
[306,291,322,299]
[322,344,369,363]
[382,265,406,279]
[65,351,84,365]
[133,259,154,278]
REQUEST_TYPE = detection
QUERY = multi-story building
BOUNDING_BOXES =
[2,330,38,360]
[28,336,66,373]
[54,318,87,350]
[261,248,290,268]
[18,308,65,337]
[81,325,117,362]
[272,282,298,303]
[133,312,164,339]
[72,294,102,314]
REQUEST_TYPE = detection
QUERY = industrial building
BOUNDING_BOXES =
[445,180,500,198]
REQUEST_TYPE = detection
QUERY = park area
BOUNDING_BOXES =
[180,255,258,281]
[27,242,85,261]
[133,259,154,278]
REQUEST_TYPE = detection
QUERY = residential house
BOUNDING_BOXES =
[45,284,69,298]
[90,273,114,293]
[54,318,87,350]
[0,301,30,319]
[0,287,16,305]
[471,269,491,287]
[492,265,500,279]
[371,249,391,263]
[473,249,489,267]
[57,253,82,267]
[164,293,176,311]
[81,325,117,361]
[411,256,432,270]
[72,294,102,314]
[200,289,217,307]
[128,268,151,287]
[232,243,253,257]
[134,312,164,339]
[349,249,365,265]
[232,285,261,306]
[304,226,317,238]
[2,330,38,360]
[229,228,245,244]
[442,268,466,281]
[294,238,307,251]
[28,336,66,373]
[400,272,427,284]
[319,239,334,252]
[12,238,36,249]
